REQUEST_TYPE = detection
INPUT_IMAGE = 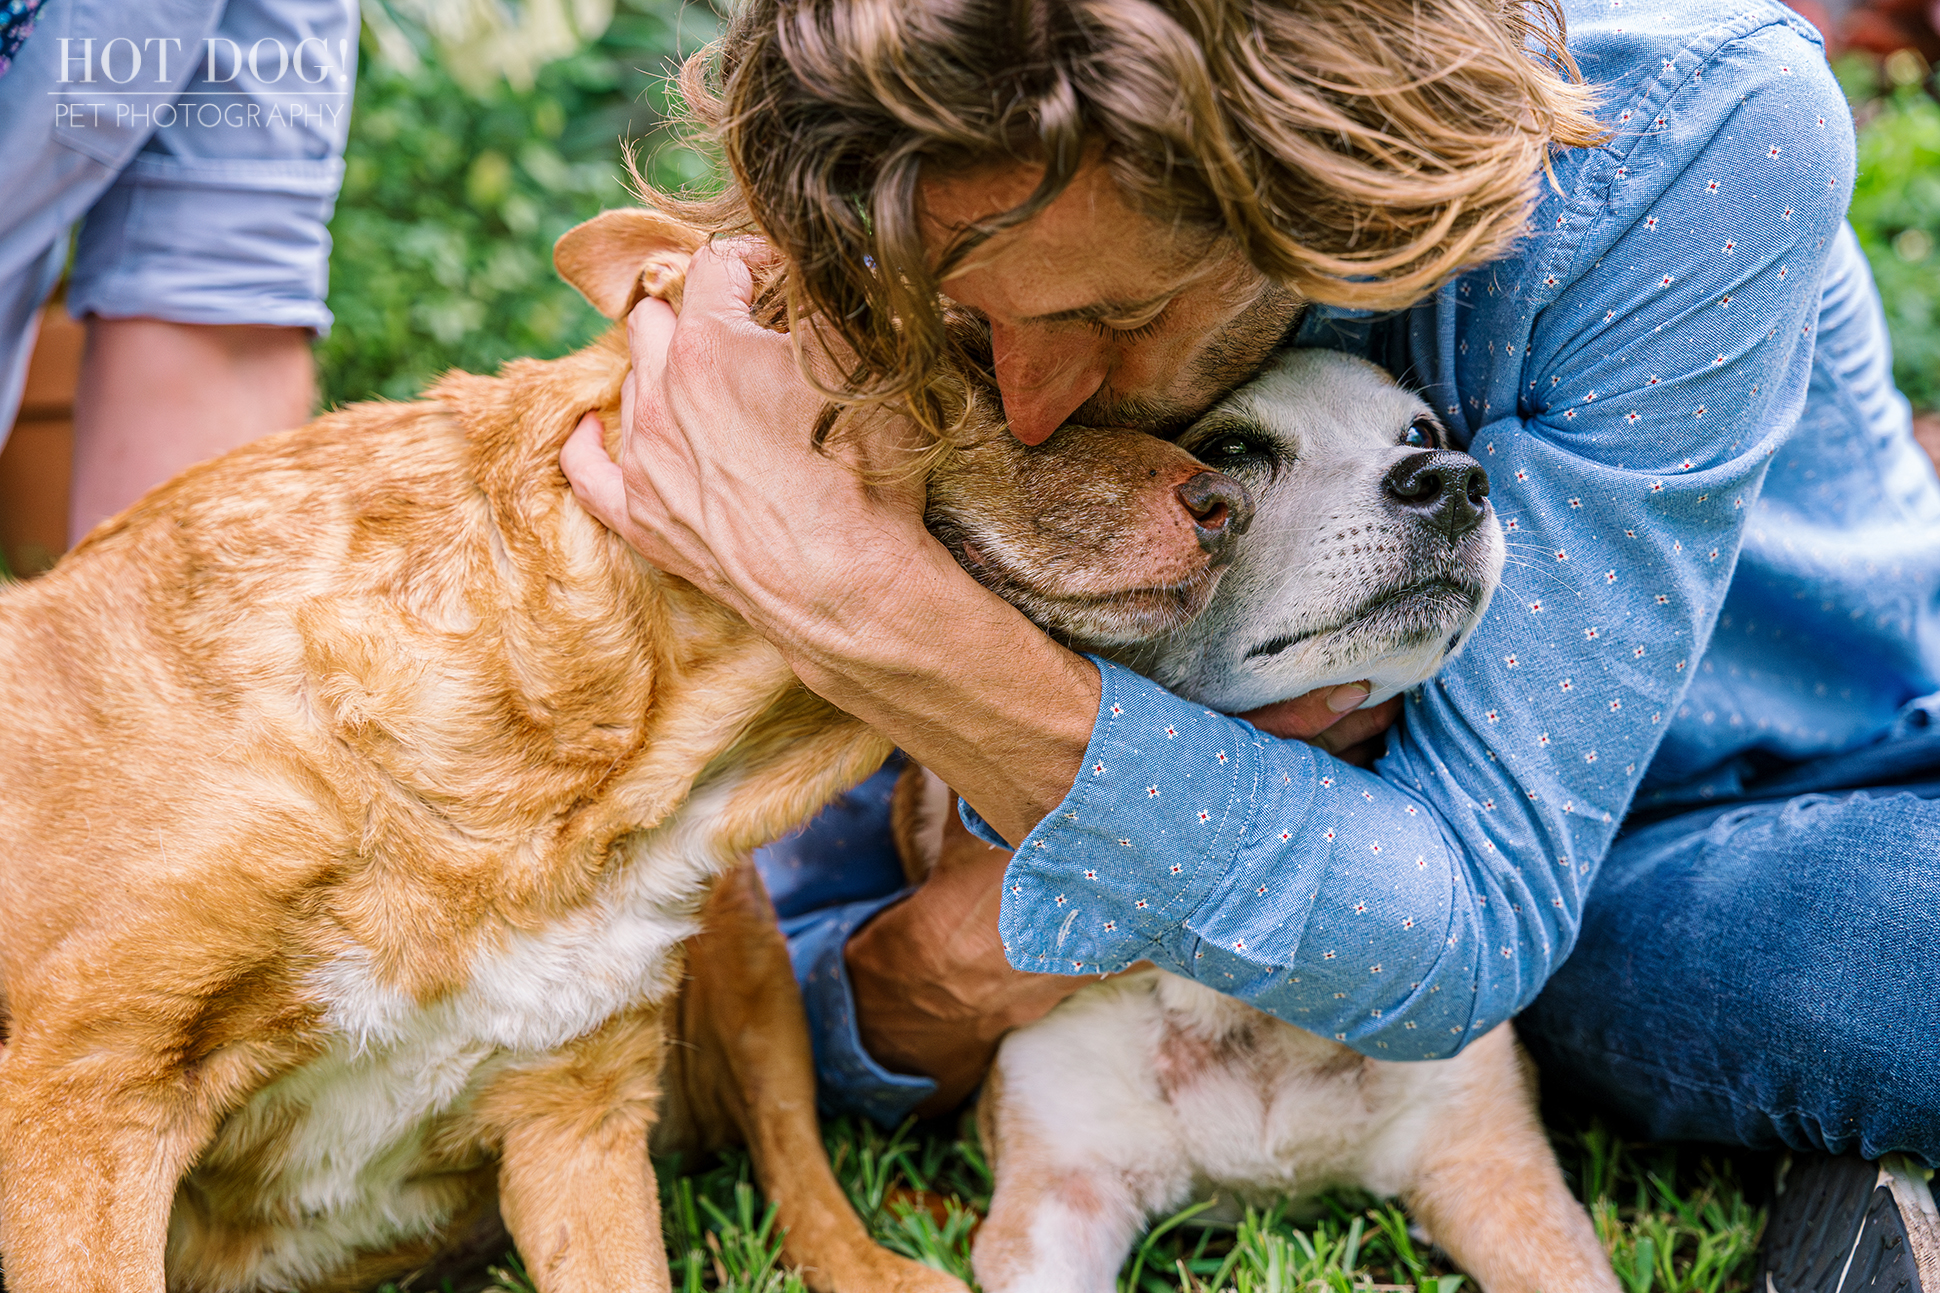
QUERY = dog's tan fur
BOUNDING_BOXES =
[0,210,1231,1292]
[0,318,878,1293]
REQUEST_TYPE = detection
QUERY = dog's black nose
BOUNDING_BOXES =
[1177,470,1254,559]
[1382,450,1490,539]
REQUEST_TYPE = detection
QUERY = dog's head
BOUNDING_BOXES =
[923,412,1252,648]
[1109,349,1505,711]
[555,209,1254,645]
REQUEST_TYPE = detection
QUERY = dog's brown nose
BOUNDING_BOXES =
[1383,450,1490,540]
[1176,470,1254,558]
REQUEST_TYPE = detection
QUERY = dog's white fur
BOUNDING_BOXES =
[172,775,741,1285]
[1124,349,1505,707]
[961,352,1616,1293]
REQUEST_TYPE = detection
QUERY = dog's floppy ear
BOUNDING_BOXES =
[554,209,707,320]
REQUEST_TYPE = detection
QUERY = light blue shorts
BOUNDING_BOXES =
[0,0,358,449]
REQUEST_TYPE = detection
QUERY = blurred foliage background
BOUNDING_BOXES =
[1843,50,1940,410]
[316,0,721,408]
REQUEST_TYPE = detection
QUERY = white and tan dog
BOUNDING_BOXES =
[899,352,1619,1293]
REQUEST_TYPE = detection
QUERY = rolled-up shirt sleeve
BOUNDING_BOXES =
[66,0,356,333]
[970,17,1855,1058]
[782,894,939,1125]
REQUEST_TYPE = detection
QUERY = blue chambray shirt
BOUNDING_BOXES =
[773,0,1940,1123]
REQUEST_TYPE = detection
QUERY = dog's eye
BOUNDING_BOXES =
[1402,417,1441,450]
[1203,435,1261,462]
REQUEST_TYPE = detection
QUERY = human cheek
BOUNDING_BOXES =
[1108,328,1210,399]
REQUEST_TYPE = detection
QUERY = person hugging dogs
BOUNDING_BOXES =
[562,0,1940,1284]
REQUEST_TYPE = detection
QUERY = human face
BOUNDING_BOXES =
[920,161,1305,446]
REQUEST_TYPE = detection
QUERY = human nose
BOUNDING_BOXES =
[990,322,1110,446]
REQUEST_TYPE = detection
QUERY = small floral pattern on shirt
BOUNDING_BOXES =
[977,0,1881,1061]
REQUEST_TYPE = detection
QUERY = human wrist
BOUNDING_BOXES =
[745,522,1097,844]
[764,534,966,687]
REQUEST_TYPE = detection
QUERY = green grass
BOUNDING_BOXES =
[370,1115,1767,1293]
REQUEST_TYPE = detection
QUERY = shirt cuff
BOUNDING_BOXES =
[972,656,1323,976]
[779,892,938,1127]
[69,153,344,335]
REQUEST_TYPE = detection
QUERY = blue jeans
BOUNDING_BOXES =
[0,0,356,444]
[1518,725,1940,1165]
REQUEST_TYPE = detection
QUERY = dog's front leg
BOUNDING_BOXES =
[476,1007,674,1293]
[0,1053,215,1292]
[972,1063,1158,1293]
[1400,1027,1618,1293]
[677,862,969,1293]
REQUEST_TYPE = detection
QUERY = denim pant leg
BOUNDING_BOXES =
[1518,780,1940,1164]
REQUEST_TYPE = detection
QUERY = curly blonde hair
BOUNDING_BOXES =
[655,0,1604,440]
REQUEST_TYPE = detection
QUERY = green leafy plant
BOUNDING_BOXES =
[316,0,721,408]
[1843,58,1940,411]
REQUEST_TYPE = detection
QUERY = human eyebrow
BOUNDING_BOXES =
[1021,291,1177,328]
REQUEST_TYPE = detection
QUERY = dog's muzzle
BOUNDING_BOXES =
[1177,470,1254,562]
[1382,451,1490,541]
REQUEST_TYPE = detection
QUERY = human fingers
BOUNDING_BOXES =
[619,298,676,470]
[1240,681,1373,741]
[625,296,677,381]
[559,413,629,531]
[685,237,868,386]
[561,409,704,584]
[678,237,763,327]
[1310,696,1404,757]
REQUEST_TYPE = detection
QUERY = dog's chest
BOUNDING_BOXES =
[1004,971,1460,1202]
[1139,978,1416,1188]
[180,782,741,1281]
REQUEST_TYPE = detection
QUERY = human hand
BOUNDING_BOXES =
[845,806,1089,1115]
[1241,683,1403,768]
[558,240,936,663]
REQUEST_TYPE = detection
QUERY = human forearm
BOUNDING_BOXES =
[771,543,1099,847]
[70,319,314,542]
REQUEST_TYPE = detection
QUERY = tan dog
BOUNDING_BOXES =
[894,351,1618,1293]
[0,209,1249,1293]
